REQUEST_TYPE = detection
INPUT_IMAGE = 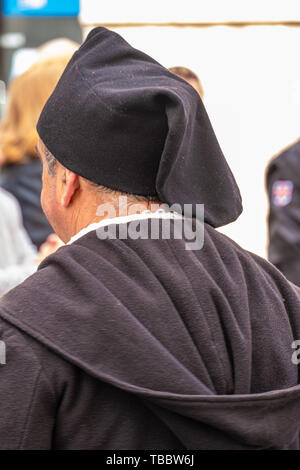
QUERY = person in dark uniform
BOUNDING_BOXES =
[266,140,300,286]
[1,27,300,450]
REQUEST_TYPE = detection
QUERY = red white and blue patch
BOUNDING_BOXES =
[272,180,294,207]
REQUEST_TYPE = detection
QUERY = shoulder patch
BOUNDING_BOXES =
[272,180,294,207]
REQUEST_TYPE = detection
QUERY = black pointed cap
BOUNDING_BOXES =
[37,26,242,227]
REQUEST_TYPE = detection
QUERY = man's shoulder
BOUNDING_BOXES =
[267,139,300,176]
[0,312,68,387]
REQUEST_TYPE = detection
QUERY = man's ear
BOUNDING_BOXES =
[61,170,80,207]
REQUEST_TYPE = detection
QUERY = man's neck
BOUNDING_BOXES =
[67,197,163,243]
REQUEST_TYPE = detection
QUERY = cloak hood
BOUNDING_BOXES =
[1,223,300,449]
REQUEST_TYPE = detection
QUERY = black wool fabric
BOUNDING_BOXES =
[1,221,300,449]
[37,27,242,227]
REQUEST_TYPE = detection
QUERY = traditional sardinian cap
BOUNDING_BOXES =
[37,27,242,227]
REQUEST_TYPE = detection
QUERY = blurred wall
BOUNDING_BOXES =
[0,16,82,84]
[80,1,300,258]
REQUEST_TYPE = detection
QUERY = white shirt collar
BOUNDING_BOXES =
[67,209,183,245]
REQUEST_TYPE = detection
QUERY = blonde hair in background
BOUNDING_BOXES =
[0,54,73,165]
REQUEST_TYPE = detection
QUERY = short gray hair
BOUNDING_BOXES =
[43,147,159,204]
[44,147,57,176]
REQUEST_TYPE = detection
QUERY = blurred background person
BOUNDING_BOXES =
[169,66,204,100]
[0,53,76,249]
[10,37,79,81]
[0,186,64,296]
[0,187,37,296]
[266,139,300,286]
